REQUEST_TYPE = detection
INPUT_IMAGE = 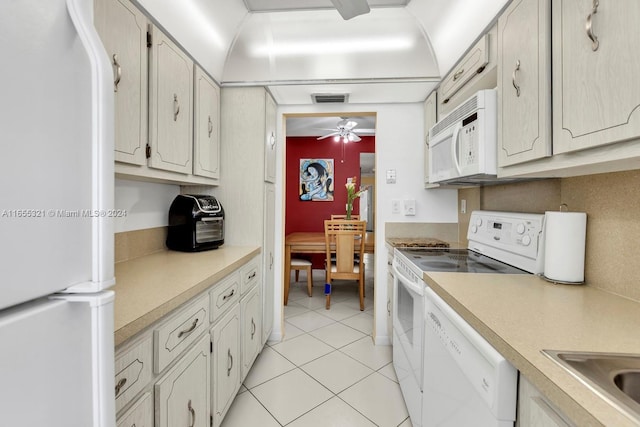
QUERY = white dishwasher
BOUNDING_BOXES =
[423,287,517,427]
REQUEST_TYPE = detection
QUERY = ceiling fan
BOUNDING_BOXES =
[317,118,369,143]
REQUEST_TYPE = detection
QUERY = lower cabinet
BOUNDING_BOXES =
[155,334,210,427]
[117,392,153,427]
[115,257,263,427]
[241,286,262,380]
[211,304,241,427]
[517,375,574,427]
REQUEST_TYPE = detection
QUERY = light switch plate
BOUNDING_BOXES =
[386,169,396,184]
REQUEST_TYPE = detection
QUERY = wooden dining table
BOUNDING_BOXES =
[284,231,375,303]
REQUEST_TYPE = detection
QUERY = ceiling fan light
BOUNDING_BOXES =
[348,133,355,141]
[333,135,340,142]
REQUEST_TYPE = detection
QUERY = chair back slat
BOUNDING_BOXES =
[324,219,366,278]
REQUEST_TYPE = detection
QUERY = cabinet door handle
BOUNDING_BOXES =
[114,377,127,396]
[188,399,195,427]
[112,54,121,92]
[173,94,180,121]
[178,318,199,338]
[453,68,464,81]
[207,116,213,137]
[512,60,521,97]
[251,318,256,339]
[585,0,599,51]
[227,348,233,377]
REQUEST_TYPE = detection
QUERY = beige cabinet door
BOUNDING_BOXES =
[498,0,551,167]
[241,286,262,381]
[155,335,210,427]
[193,66,220,179]
[211,304,241,427]
[262,183,275,345]
[94,0,147,165]
[148,26,193,174]
[117,392,153,427]
[264,93,277,183]
[423,91,437,187]
[552,0,640,154]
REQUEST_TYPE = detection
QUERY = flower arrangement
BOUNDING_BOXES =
[345,176,363,220]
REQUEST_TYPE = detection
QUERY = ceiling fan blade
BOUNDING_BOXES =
[349,132,362,142]
[317,131,340,140]
[330,0,370,20]
[344,120,358,130]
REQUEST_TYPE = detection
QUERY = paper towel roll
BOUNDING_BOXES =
[544,211,587,283]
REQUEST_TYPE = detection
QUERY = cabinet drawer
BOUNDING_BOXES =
[115,335,153,413]
[240,257,260,295]
[154,293,209,373]
[439,33,490,105]
[117,392,153,427]
[210,272,240,323]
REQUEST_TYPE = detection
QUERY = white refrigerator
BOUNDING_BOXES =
[0,0,116,426]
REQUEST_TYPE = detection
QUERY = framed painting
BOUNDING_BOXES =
[299,159,334,201]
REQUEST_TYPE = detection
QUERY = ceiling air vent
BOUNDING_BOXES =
[311,93,349,104]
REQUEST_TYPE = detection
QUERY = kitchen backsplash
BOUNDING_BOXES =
[459,170,640,302]
[115,226,167,263]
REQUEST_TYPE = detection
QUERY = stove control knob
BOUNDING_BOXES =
[475,218,483,227]
[521,235,532,246]
[516,223,526,234]
[470,225,478,234]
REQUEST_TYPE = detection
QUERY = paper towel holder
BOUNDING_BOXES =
[542,206,587,285]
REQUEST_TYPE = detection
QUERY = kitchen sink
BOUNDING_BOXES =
[543,350,640,422]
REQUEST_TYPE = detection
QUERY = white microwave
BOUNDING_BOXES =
[428,89,497,185]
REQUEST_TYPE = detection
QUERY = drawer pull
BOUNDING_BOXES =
[585,0,599,51]
[115,377,127,396]
[453,68,464,81]
[227,348,233,377]
[250,318,256,339]
[188,399,195,427]
[222,289,235,301]
[178,318,199,338]
[248,271,256,280]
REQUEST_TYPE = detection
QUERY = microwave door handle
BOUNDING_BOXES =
[201,217,221,222]
[451,124,463,175]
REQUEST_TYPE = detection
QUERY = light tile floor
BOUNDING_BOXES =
[222,263,413,427]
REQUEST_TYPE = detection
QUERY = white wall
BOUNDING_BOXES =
[114,178,180,233]
[276,102,458,344]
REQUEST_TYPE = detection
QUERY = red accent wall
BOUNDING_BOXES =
[285,136,374,236]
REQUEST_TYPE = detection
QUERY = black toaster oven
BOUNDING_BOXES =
[167,195,224,251]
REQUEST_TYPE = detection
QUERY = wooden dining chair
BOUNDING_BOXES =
[324,219,366,311]
[330,214,360,220]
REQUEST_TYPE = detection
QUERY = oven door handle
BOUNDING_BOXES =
[392,264,424,297]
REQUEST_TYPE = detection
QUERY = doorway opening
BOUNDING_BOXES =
[282,112,377,337]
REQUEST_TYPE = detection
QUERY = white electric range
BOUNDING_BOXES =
[392,210,546,427]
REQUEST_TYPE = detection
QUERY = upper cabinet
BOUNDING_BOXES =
[148,26,194,175]
[498,0,640,178]
[194,66,221,180]
[95,0,220,185]
[438,25,497,118]
[552,0,640,154]
[264,93,277,183]
[497,0,552,167]
[94,0,147,166]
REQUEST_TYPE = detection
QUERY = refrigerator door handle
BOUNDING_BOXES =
[65,0,115,293]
